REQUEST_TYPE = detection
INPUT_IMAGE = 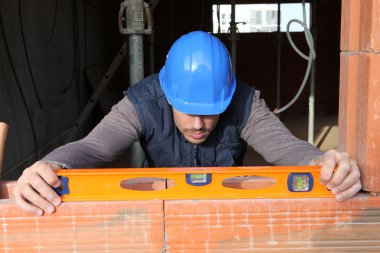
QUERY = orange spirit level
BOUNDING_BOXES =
[54,166,332,201]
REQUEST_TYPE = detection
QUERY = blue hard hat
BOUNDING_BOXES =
[159,31,236,115]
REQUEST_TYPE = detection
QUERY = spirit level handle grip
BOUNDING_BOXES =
[54,176,70,196]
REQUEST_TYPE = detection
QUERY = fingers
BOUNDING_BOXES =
[13,187,44,216]
[333,175,362,201]
[326,153,351,189]
[319,150,362,201]
[37,162,61,187]
[13,184,55,216]
[319,149,339,185]
[331,160,361,201]
[13,161,62,216]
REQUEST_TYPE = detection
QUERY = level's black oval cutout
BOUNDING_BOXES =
[222,175,276,189]
[120,177,174,191]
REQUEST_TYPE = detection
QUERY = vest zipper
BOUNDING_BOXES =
[193,145,199,166]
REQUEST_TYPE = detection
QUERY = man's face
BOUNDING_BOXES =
[172,107,219,144]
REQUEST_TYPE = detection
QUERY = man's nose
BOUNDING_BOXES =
[190,116,205,130]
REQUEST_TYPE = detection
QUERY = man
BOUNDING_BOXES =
[14,31,361,216]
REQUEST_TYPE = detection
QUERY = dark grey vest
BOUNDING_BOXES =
[125,74,255,167]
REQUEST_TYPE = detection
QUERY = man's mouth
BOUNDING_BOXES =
[190,132,207,140]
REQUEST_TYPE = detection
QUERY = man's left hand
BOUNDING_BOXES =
[313,149,362,201]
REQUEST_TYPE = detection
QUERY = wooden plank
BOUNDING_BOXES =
[0,122,8,175]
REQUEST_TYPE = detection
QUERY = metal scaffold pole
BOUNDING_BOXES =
[119,0,152,167]
[229,0,236,74]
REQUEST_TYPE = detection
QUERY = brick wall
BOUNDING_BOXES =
[339,0,380,193]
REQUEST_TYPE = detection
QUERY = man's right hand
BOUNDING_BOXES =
[13,161,63,216]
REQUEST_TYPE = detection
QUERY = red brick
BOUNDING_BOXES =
[340,0,380,193]
[341,0,380,51]
[360,0,380,50]
[164,196,380,252]
[340,0,361,50]
[0,196,164,252]
[356,54,380,192]
[2,180,380,252]
[372,0,380,50]
[339,54,359,155]
[339,54,380,193]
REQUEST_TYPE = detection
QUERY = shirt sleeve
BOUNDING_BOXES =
[241,90,323,165]
[42,96,141,168]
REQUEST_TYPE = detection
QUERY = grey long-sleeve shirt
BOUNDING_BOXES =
[43,90,323,168]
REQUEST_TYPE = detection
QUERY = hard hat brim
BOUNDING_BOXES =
[159,67,236,115]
